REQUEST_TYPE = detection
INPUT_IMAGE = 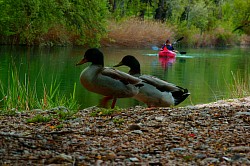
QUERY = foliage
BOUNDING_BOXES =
[231,0,250,34]
[0,0,249,46]
[187,1,209,33]
[107,0,249,47]
[0,0,109,46]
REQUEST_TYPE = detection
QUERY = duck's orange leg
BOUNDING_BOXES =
[100,96,117,108]
[100,96,113,108]
[111,98,117,109]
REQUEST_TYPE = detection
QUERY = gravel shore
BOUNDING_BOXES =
[1,97,250,165]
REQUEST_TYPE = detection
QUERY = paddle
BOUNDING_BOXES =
[152,46,160,51]
[172,37,184,45]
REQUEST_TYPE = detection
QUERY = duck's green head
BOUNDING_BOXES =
[114,55,141,75]
[76,48,104,66]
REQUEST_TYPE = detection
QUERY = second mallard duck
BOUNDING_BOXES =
[76,49,142,109]
[114,55,190,107]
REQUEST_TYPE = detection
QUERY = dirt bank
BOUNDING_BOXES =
[0,97,250,165]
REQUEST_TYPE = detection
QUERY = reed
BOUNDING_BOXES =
[0,63,79,112]
[229,71,250,98]
[102,19,243,48]
[101,18,175,48]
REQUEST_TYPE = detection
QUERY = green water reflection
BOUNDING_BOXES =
[0,46,249,109]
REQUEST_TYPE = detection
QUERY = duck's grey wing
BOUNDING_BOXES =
[139,75,181,92]
[101,67,142,85]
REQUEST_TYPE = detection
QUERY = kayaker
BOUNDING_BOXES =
[161,39,178,53]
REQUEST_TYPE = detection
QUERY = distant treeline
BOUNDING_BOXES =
[0,0,249,47]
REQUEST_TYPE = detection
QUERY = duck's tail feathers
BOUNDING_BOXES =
[172,88,190,106]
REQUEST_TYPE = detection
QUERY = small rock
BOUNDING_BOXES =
[105,151,117,160]
[235,112,250,116]
[222,156,232,162]
[201,157,219,164]
[129,157,139,162]
[95,159,103,166]
[195,153,207,159]
[155,116,165,122]
[128,124,141,130]
[231,154,244,161]
[171,148,186,152]
[31,109,44,113]
[228,146,250,153]
[112,129,119,133]
[46,154,72,164]
[131,130,143,134]
[235,158,250,164]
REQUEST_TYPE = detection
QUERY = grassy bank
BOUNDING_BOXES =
[0,63,79,113]
[228,71,250,98]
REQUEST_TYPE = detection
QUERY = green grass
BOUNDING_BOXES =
[228,71,250,98]
[89,107,123,117]
[112,117,125,126]
[26,107,78,123]
[0,63,79,114]
[26,114,52,123]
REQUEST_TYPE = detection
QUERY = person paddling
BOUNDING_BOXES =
[161,39,178,53]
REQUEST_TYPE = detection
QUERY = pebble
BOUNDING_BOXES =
[128,124,141,130]
[129,157,139,162]
[235,112,250,116]
[46,154,73,164]
[201,157,220,164]
[171,148,187,152]
[155,116,165,122]
[228,146,250,153]
[195,153,207,159]
[131,130,143,134]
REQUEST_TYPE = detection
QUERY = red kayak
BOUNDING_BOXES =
[158,47,176,58]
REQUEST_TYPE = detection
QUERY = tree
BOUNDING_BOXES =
[231,0,250,34]
[188,1,209,34]
[0,0,109,46]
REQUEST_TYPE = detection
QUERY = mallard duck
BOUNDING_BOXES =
[76,48,142,108]
[114,55,190,107]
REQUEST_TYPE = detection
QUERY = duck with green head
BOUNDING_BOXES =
[114,55,190,107]
[76,48,142,108]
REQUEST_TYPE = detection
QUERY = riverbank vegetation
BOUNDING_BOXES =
[229,71,250,98]
[0,0,249,47]
[0,63,79,113]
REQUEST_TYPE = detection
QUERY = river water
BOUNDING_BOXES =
[0,46,249,109]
